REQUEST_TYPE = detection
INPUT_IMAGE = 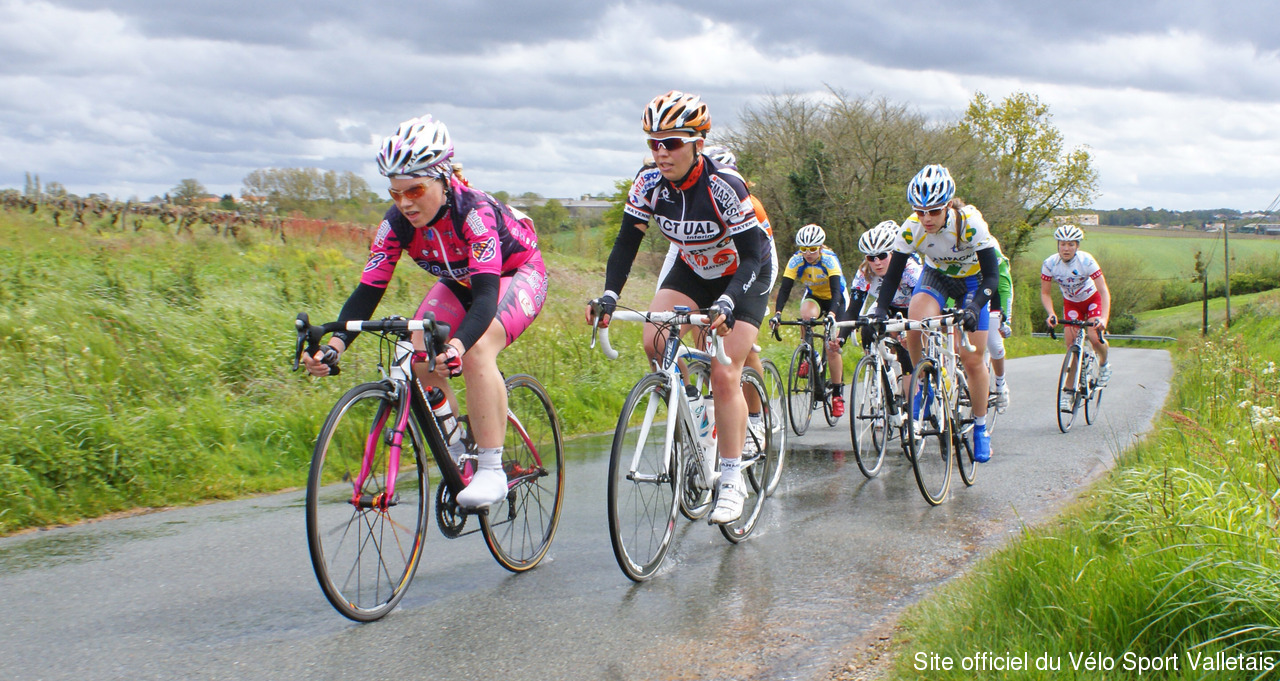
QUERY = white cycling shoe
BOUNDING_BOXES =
[1059,392,1074,412]
[456,467,508,508]
[709,480,746,524]
[1098,363,1113,387]
[743,420,766,457]
[995,384,1010,413]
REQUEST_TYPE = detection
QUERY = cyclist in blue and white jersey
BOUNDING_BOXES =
[587,91,775,524]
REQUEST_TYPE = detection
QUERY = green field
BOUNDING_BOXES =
[1022,225,1280,283]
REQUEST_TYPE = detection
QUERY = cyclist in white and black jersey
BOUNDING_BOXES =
[587,91,775,525]
[1041,224,1112,410]
[871,164,1001,464]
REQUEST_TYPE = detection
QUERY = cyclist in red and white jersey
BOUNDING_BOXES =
[1041,224,1112,410]
[587,91,775,524]
[302,115,547,509]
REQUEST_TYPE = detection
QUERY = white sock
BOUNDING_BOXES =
[974,415,986,427]
[748,413,762,426]
[476,446,503,472]
[446,439,468,463]
[719,457,742,487]
[994,374,1006,388]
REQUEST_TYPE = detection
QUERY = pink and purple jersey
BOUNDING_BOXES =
[361,176,539,289]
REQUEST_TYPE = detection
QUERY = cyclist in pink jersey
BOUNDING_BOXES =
[302,115,547,509]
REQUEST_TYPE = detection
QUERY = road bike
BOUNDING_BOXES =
[836,317,909,479]
[772,316,840,435]
[591,305,779,581]
[1052,318,1106,433]
[294,312,564,621]
[899,310,979,505]
[680,345,789,498]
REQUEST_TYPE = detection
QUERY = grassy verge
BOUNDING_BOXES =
[883,293,1280,680]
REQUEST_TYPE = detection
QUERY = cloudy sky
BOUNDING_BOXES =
[2,0,1278,212]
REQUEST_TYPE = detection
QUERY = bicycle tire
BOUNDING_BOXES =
[307,382,429,622]
[1082,353,1100,426]
[984,360,999,436]
[954,369,977,487]
[480,374,564,572]
[679,360,714,520]
[850,355,888,478]
[1056,348,1081,433]
[906,359,952,505]
[607,372,684,582]
[759,358,789,496]
[787,344,815,435]
[720,368,774,543]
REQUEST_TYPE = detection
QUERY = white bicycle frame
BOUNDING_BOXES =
[593,309,731,489]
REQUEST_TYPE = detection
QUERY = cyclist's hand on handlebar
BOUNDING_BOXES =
[302,343,341,377]
[587,293,617,328]
[435,340,464,378]
[708,298,736,332]
[961,305,980,332]
[999,321,1012,339]
[768,312,781,340]
[1046,313,1058,328]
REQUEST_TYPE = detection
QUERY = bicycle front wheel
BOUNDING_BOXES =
[480,374,564,572]
[850,355,888,478]
[1056,349,1081,433]
[984,359,999,436]
[759,358,789,496]
[1082,354,1101,426]
[307,382,428,622]
[721,368,775,543]
[954,371,977,487]
[607,372,684,581]
[787,344,815,435]
[679,360,714,520]
[906,360,952,505]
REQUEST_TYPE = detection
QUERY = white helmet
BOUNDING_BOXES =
[376,115,454,178]
[1054,224,1084,242]
[704,145,737,169]
[906,164,955,209]
[859,221,898,254]
[795,224,826,248]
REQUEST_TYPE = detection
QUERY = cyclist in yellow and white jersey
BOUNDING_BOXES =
[871,164,1001,463]
[1041,224,1111,411]
[768,224,849,416]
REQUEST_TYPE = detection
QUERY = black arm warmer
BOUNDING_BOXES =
[723,227,764,308]
[452,272,500,352]
[969,247,1000,313]
[827,275,846,320]
[331,282,388,347]
[874,252,910,317]
[773,276,795,312]
[603,215,647,297]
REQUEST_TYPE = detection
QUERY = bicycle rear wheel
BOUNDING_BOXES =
[759,358,789,496]
[1082,354,1101,425]
[850,355,888,478]
[481,374,564,572]
[607,372,683,581]
[307,382,428,622]
[721,368,775,543]
[1056,349,1081,433]
[906,360,952,505]
[787,344,815,435]
[954,371,976,487]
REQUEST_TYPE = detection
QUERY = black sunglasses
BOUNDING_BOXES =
[866,252,890,262]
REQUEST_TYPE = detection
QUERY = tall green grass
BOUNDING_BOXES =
[0,209,645,533]
[888,293,1280,680]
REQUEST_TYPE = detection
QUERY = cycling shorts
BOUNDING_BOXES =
[659,254,773,329]
[913,267,990,332]
[415,251,548,347]
[1063,291,1104,322]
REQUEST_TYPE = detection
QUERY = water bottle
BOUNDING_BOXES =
[426,386,461,446]
[701,393,717,452]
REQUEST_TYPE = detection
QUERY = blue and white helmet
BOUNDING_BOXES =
[906,164,955,209]
[376,115,454,179]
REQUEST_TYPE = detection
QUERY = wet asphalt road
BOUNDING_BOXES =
[0,348,1171,681]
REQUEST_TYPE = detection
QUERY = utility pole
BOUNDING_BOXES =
[1194,251,1208,336]
[1223,221,1232,328]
